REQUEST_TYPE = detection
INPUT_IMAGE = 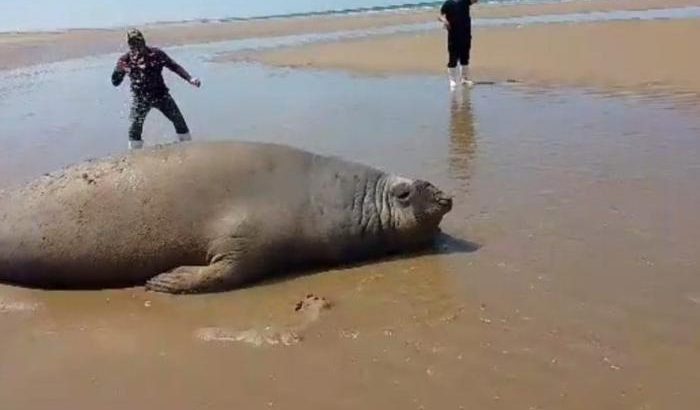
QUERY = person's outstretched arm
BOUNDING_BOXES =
[160,50,201,87]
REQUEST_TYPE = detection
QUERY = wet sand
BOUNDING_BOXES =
[2,2,700,410]
[2,53,700,408]
[230,18,700,98]
[2,0,699,71]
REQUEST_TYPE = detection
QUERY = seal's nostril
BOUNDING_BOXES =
[434,190,451,201]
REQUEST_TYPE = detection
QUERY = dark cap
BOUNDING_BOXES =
[127,29,145,46]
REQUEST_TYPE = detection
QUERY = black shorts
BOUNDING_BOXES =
[447,31,472,68]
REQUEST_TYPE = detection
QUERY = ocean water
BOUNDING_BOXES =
[1,0,539,32]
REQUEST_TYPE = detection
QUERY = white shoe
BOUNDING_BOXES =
[177,132,192,142]
[448,67,460,90]
[128,139,143,150]
[460,66,474,87]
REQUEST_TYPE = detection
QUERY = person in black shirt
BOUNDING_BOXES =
[439,0,478,89]
[112,29,201,150]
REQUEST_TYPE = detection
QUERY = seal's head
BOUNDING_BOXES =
[382,176,452,249]
[127,29,146,52]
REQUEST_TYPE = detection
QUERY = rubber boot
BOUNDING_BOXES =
[460,65,474,87]
[448,67,459,90]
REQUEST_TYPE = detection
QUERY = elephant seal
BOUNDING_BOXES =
[0,141,452,294]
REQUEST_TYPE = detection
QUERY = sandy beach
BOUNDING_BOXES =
[2,1,700,410]
[2,0,700,73]
[224,15,700,98]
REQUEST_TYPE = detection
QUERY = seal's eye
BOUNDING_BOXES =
[392,183,412,203]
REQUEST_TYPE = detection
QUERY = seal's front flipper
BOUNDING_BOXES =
[146,259,242,294]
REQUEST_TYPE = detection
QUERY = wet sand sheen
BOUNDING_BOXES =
[2,74,700,409]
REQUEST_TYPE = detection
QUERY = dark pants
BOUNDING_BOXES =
[129,93,189,141]
[447,31,472,68]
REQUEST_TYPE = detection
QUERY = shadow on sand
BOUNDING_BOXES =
[254,232,481,290]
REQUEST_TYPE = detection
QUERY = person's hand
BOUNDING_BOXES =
[117,60,130,73]
[440,18,450,30]
[189,77,201,88]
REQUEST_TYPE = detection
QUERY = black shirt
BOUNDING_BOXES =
[440,0,472,33]
[112,47,187,100]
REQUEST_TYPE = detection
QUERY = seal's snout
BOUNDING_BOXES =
[411,179,453,217]
[435,192,453,212]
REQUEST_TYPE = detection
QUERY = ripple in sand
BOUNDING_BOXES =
[0,298,40,313]
[195,294,331,347]
[686,294,700,305]
[195,326,302,347]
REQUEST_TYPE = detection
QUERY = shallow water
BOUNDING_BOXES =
[1,34,700,410]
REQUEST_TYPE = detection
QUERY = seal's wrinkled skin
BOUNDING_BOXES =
[0,142,452,294]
